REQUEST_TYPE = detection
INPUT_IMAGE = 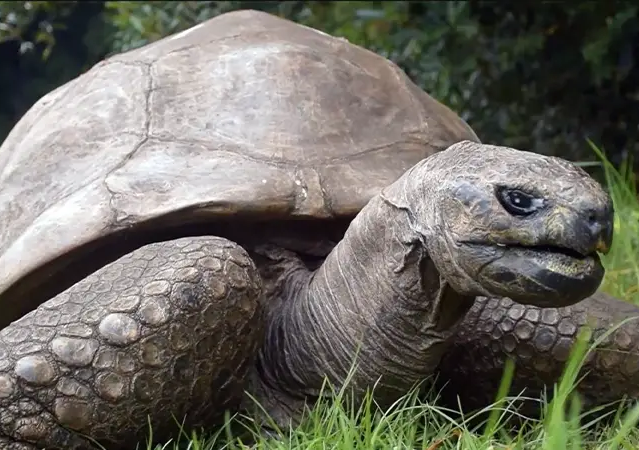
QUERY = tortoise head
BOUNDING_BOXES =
[385,140,614,307]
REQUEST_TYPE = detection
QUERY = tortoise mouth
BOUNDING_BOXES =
[460,241,603,307]
[492,243,589,260]
[462,241,592,260]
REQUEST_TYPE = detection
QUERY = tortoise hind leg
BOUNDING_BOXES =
[436,292,639,415]
[0,236,264,450]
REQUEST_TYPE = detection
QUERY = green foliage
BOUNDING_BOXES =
[0,1,109,139]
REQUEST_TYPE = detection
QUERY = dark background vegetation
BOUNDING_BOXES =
[1,1,638,174]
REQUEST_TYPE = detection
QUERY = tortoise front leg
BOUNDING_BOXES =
[436,292,639,414]
[0,236,263,450]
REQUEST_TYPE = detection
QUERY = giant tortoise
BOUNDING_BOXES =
[1,9,638,450]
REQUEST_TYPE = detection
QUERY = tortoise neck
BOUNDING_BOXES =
[254,194,474,407]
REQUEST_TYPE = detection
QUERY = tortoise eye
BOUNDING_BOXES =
[496,187,544,216]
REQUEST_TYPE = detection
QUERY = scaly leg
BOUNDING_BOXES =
[436,292,639,414]
[0,236,263,449]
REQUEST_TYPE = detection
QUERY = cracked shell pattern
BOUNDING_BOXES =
[0,236,263,450]
[436,292,639,413]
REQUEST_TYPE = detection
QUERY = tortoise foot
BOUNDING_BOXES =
[437,292,639,415]
[0,236,263,449]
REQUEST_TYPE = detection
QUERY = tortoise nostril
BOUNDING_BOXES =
[582,207,614,254]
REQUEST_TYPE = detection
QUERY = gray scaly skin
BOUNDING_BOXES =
[0,237,263,449]
[437,292,639,413]
[249,140,618,421]
[1,141,636,449]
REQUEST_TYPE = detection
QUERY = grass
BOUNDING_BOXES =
[138,145,639,450]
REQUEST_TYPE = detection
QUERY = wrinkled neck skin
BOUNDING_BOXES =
[248,161,475,426]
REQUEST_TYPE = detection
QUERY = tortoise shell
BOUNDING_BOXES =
[0,9,478,324]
